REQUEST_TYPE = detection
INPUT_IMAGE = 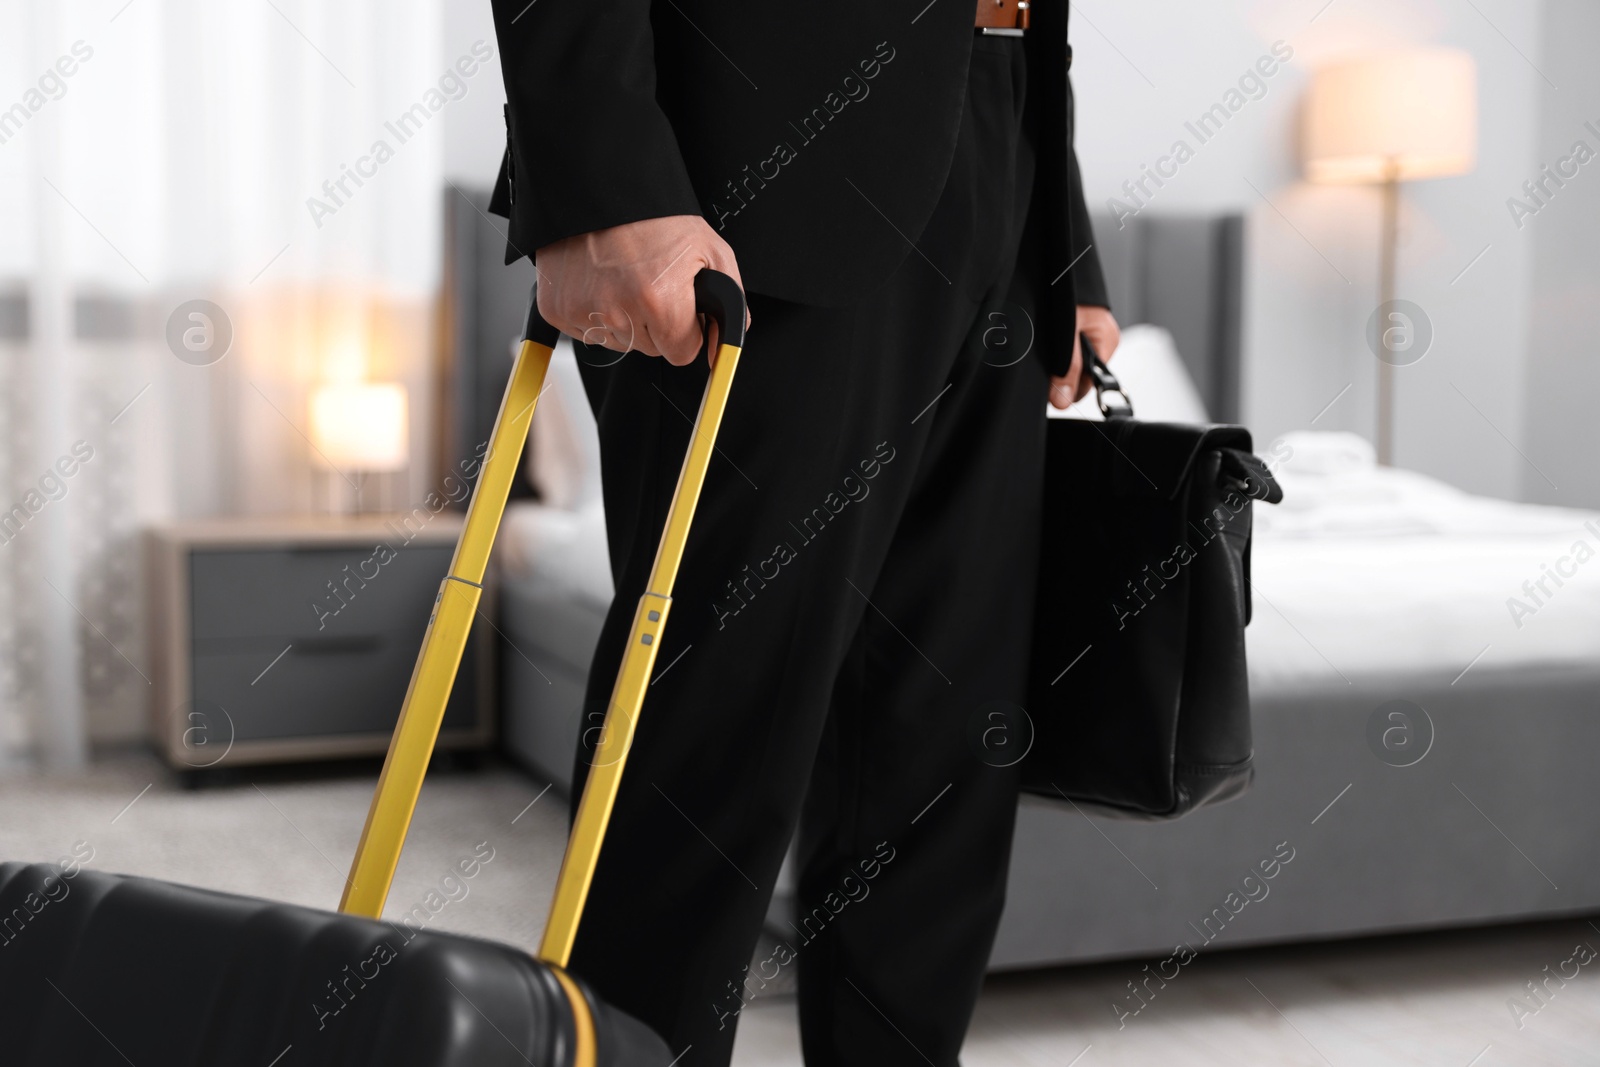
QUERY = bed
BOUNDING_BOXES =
[443,194,1600,970]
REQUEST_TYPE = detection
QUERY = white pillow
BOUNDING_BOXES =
[1269,430,1375,477]
[527,337,604,511]
[1046,324,1209,423]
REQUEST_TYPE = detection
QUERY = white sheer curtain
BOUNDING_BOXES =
[0,0,449,766]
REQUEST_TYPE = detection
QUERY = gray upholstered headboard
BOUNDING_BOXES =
[440,187,538,505]
[1093,213,1244,423]
[440,194,1247,463]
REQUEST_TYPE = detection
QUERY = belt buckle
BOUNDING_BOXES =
[977,0,1028,36]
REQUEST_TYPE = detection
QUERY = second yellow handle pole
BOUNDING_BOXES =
[538,340,744,967]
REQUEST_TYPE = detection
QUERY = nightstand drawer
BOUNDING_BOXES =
[190,631,478,743]
[190,543,455,640]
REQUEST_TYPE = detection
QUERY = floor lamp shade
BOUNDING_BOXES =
[1301,48,1476,467]
[1303,49,1477,184]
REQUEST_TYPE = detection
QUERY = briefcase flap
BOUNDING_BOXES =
[1060,419,1255,501]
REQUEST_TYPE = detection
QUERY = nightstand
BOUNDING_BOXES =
[146,514,493,774]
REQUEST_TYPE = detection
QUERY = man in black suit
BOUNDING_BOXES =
[490,2,1119,1064]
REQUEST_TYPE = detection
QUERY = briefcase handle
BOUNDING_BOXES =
[339,269,747,932]
[1081,334,1134,420]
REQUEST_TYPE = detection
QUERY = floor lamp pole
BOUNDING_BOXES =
[1376,162,1400,466]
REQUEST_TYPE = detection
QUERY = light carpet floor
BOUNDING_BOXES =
[2,750,1597,1066]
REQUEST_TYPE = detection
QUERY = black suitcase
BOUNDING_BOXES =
[0,270,748,1067]
[0,860,663,1066]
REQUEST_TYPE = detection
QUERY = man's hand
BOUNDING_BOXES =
[534,215,748,365]
[1048,305,1122,410]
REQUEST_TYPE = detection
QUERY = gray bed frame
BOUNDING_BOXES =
[444,197,1600,974]
[992,214,1600,969]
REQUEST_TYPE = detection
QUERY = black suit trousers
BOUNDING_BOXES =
[569,36,1047,1067]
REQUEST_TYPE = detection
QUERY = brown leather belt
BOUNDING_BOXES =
[975,0,1030,35]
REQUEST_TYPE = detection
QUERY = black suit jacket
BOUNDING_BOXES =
[488,0,1107,318]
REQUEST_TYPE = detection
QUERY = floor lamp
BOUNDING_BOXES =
[1303,49,1477,466]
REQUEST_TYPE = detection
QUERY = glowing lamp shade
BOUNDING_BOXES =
[1304,49,1477,184]
[309,382,410,472]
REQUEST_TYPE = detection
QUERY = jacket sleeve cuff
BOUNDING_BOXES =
[487,0,705,263]
[498,91,704,263]
[1066,148,1111,310]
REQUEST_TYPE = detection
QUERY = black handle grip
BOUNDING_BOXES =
[521,268,747,354]
[694,268,746,349]
[522,290,562,349]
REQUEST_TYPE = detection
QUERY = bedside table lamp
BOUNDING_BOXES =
[309,381,410,514]
[1303,48,1477,465]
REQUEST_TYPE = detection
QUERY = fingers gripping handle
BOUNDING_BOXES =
[537,270,746,967]
[522,265,745,353]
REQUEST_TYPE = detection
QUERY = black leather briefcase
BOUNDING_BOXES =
[0,271,749,1066]
[1021,343,1282,819]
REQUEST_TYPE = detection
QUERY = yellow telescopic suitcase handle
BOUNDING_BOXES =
[340,270,748,955]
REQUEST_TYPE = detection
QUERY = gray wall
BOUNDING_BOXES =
[1521,0,1600,510]
[443,1,509,187]
[439,0,1586,505]
[1070,0,1547,502]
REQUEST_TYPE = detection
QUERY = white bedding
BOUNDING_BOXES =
[1246,432,1600,691]
[495,333,1600,694]
[497,499,613,609]
[494,337,616,610]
